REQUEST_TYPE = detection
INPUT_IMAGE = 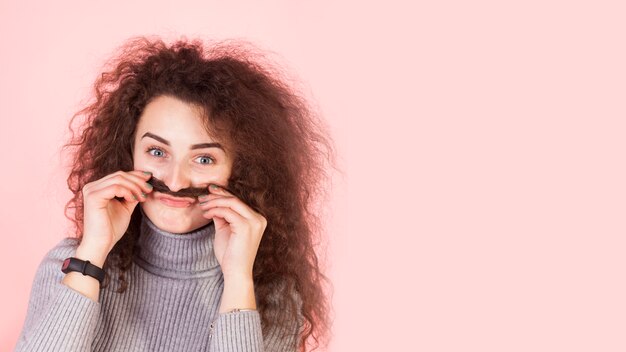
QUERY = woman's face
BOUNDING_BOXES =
[132,95,233,233]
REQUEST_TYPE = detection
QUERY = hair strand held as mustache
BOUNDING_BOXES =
[146,175,235,198]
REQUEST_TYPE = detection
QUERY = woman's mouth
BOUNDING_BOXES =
[156,193,196,208]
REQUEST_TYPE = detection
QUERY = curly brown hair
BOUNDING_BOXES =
[60,36,339,351]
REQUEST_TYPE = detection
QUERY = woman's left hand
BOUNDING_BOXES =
[199,184,267,281]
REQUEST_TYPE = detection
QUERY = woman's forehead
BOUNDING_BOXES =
[136,96,222,143]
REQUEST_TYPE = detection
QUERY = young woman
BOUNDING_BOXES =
[15,36,337,352]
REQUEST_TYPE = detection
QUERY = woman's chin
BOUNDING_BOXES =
[140,201,209,234]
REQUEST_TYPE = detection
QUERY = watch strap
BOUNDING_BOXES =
[61,257,105,284]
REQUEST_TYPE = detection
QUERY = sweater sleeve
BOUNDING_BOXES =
[208,289,303,352]
[14,237,101,352]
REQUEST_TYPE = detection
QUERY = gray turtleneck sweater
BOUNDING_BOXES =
[14,213,299,351]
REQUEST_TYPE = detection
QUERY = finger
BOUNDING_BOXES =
[208,183,235,196]
[88,183,140,208]
[196,193,228,208]
[203,206,247,226]
[95,170,152,185]
[198,183,232,202]
[97,170,154,198]
[198,191,228,200]
[121,171,155,198]
[198,197,257,221]
[90,173,153,202]
[127,170,156,196]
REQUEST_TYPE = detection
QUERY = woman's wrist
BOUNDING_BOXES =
[218,276,257,313]
[75,242,110,268]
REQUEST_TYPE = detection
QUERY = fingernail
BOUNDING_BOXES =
[210,184,219,190]
[198,194,209,200]
[143,171,152,176]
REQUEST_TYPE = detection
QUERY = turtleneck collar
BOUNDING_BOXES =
[134,208,222,279]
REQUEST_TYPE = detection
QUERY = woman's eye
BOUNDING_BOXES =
[197,155,215,165]
[147,147,165,157]
[146,147,214,165]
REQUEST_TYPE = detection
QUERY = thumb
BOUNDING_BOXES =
[212,214,228,232]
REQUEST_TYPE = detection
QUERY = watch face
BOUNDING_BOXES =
[62,258,71,271]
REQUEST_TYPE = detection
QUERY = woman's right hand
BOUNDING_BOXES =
[80,170,154,256]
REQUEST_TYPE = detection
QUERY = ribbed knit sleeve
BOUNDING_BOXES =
[209,310,264,351]
[209,289,302,352]
[14,238,101,352]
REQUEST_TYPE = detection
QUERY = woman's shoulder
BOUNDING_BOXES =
[34,237,81,275]
[23,237,82,298]
[44,237,81,261]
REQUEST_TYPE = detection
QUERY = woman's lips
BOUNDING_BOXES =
[156,193,196,208]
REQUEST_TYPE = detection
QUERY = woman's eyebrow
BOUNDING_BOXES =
[141,132,224,151]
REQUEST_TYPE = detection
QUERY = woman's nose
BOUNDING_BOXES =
[163,164,191,193]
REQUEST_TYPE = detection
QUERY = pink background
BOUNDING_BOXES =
[1,0,625,351]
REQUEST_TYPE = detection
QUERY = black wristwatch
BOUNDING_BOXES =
[61,257,105,284]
